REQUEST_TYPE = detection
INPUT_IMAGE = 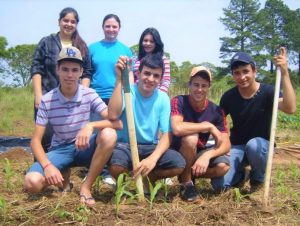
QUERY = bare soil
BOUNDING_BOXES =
[0,143,299,225]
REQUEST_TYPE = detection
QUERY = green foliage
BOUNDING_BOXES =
[0,86,34,136]
[75,205,90,222]
[0,197,7,221]
[3,44,36,87]
[278,87,300,129]
[288,163,300,181]
[114,173,135,215]
[130,44,139,56]
[0,36,8,58]
[94,175,103,191]
[0,36,8,76]
[209,76,234,103]
[49,202,72,219]
[3,158,15,191]
[220,0,300,73]
[162,180,169,201]
[48,201,90,223]
[146,178,163,209]
[257,0,291,73]
[233,188,249,205]
[219,0,261,62]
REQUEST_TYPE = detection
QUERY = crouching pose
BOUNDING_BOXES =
[171,66,231,201]
[108,54,186,191]
[24,47,122,206]
[213,47,296,192]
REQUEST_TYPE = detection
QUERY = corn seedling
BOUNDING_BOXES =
[3,158,15,191]
[0,197,7,221]
[233,188,249,205]
[94,175,103,191]
[49,201,71,219]
[75,205,90,223]
[114,173,135,215]
[147,177,163,209]
[161,180,169,202]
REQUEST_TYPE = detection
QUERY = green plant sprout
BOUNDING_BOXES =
[146,177,163,209]
[233,188,249,205]
[114,173,135,215]
[3,158,15,191]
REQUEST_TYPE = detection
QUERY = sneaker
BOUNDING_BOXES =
[250,180,264,193]
[164,178,174,186]
[102,175,116,187]
[180,181,199,202]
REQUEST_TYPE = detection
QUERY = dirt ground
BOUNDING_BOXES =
[0,143,299,225]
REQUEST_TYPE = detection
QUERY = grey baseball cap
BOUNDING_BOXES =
[57,46,83,64]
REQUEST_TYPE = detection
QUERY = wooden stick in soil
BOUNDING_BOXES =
[122,64,144,202]
[263,66,281,208]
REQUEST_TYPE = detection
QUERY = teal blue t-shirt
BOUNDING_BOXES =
[118,85,171,144]
[89,40,132,99]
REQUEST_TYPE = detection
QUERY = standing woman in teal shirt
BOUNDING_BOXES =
[89,14,132,184]
[89,14,132,105]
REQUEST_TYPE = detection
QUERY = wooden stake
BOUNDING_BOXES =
[122,65,144,202]
[263,66,281,207]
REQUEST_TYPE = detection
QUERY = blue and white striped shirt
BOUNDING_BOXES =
[36,84,106,148]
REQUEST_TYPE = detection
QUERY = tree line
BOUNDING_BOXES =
[0,0,299,88]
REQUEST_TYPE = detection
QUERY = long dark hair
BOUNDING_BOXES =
[59,7,88,57]
[138,27,164,60]
[102,14,121,28]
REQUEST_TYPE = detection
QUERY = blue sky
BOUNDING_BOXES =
[0,0,299,67]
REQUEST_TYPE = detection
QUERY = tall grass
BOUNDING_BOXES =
[0,78,299,137]
[277,88,300,129]
[170,77,300,131]
[0,85,34,136]
[169,76,234,103]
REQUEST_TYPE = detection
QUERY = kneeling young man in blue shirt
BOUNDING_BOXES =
[108,54,185,190]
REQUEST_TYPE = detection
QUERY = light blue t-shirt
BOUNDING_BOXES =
[89,40,132,99]
[117,84,171,144]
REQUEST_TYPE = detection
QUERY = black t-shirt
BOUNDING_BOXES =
[220,83,275,145]
[171,95,227,149]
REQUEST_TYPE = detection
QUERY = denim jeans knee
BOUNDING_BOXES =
[245,137,269,182]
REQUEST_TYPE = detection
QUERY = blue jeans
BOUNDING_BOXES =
[212,137,269,191]
[109,142,186,170]
[27,134,97,176]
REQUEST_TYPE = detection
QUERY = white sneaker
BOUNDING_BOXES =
[164,178,173,186]
[102,175,116,187]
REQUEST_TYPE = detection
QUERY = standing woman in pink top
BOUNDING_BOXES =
[133,27,171,93]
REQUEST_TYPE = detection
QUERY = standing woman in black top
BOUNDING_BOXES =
[31,7,91,151]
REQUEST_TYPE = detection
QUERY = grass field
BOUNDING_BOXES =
[0,147,299,225]
[0,83,299,225]
[1,81,300,137]
[0,86,34,137]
